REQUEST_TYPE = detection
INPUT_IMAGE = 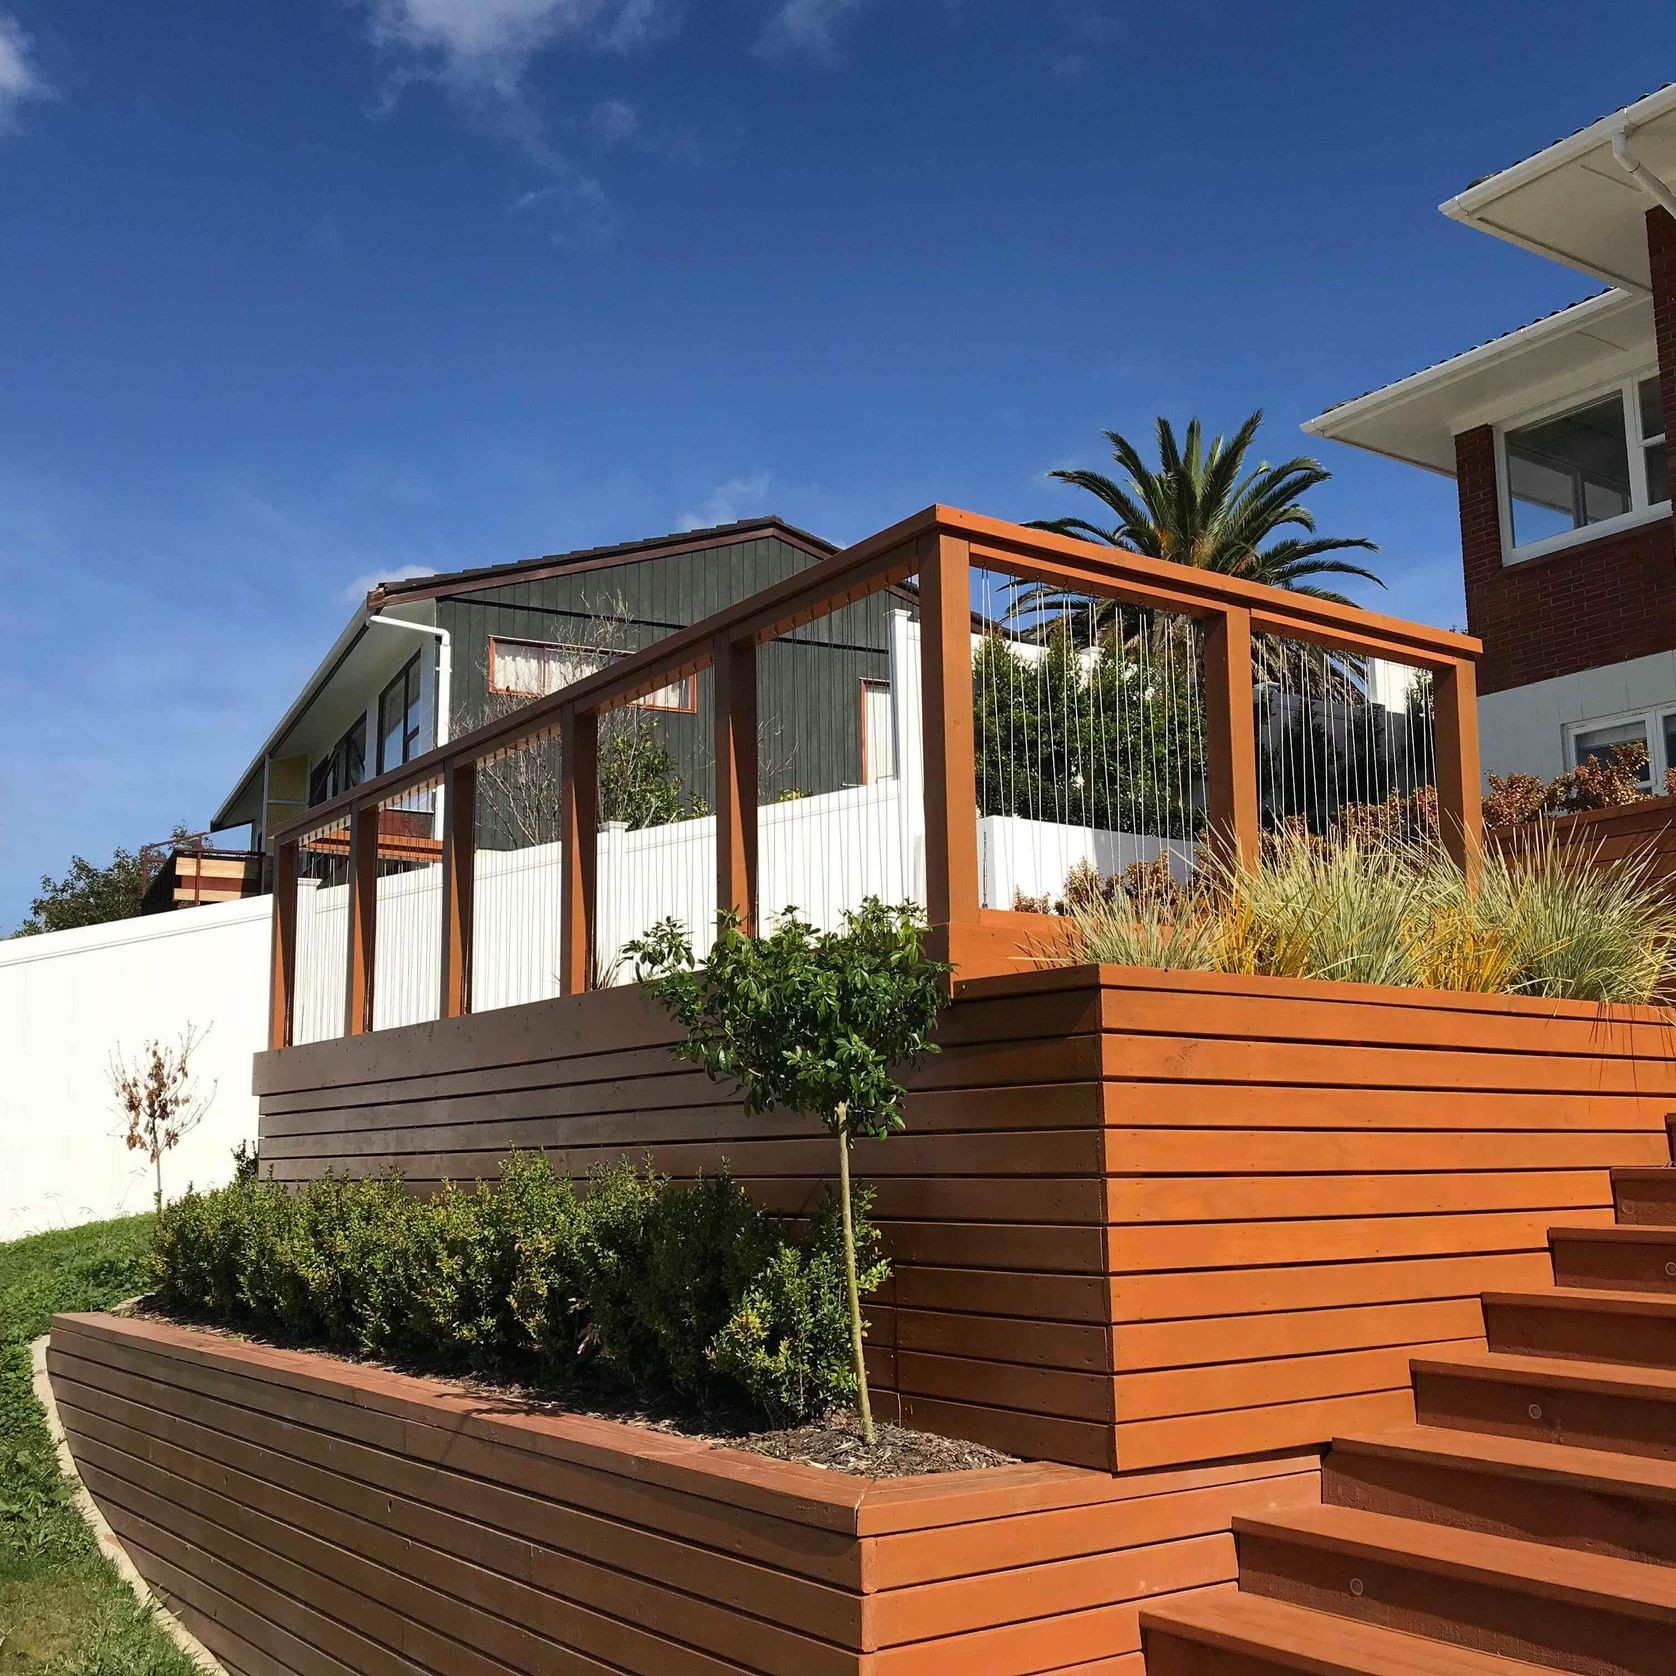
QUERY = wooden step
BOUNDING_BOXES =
[1412,1351,1676,1461]
[1233,1504,1676,1674]
[1139,1585,1553,1675]
[1325,1423,1676,1566]
[1484,1287,1676,1368]
[1550,1226,1676,1293]
[1612,1168,1676,1227]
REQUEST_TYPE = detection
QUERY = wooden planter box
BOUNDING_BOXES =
[1488,792,1676,890]
[253,966,1676,1475]
[47,1313,1317,1676]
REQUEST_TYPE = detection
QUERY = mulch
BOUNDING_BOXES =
[128,1303,1016,1478]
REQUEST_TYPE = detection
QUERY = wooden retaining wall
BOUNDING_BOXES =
[1072,964,1676,1471]
[1488,792,1676,889]
[254,981,1119,1469]
[47,1312,1320,1676]
[253,967,1676,1473]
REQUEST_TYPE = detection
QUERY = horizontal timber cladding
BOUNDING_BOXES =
[48,1314,1322,1676]
[255,977,1119,1467]
[1489,795,1676,893]
[254,964,1676,1474]
[1071,963,1674,1472]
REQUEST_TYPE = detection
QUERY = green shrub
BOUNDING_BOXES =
[578,1167,795,1401]
[711,1188,888,1424]
[149,1153,886,1427]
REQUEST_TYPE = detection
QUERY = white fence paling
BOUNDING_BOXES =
[979,817,1195,910]
[0,897,268,1241]
[293,800,1186,1013]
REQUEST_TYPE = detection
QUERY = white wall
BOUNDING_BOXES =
[1478,650,1676,782]
[0,897,269,1240]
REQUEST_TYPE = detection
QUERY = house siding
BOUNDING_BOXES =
[437,532,894,847]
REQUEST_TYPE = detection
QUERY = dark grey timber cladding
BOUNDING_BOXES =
[441,533,894,838]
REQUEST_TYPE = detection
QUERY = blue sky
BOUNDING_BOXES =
[0,1,1653,928]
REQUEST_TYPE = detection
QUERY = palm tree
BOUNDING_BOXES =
[1025,410,1381,608]
[1006,411,1382,707]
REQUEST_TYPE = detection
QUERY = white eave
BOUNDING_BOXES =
[1303,289,1655,476]
[1440,83,1676,291]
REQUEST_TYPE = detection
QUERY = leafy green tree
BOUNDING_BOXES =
[12,828,188,937]
[974,630,1205,838]
[627,899,951,1444]
[599,723,709,829]
[1023,411,1381,634]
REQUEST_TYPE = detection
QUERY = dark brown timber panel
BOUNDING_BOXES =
[255,978,1115,1467]
[255,966,1676,1472]
[48,1312,1321,1676]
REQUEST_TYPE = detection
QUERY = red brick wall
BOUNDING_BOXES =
[1455,207,1676,699]
[1653,208,1676,451]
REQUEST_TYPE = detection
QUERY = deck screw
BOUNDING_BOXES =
[1349,1578,1365,1598]
[1528,1403,1543,1420]
[1664,1261,1676,1277]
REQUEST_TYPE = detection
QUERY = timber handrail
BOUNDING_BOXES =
[266,505,1484,1050]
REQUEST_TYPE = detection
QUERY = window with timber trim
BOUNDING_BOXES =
[488,635,696,713]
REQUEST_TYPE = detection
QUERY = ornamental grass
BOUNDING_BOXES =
[1055,825,1676,1004]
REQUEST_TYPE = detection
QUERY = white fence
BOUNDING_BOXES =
[0,897,268,1240]
[290,791,1178,1029]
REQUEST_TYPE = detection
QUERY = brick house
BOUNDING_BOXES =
[1307,85,1676,786]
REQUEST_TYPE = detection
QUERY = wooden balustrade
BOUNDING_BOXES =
[267,506,1483,1050]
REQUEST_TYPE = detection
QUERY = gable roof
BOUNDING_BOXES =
[212,516,836,834]
[363,516,836,607]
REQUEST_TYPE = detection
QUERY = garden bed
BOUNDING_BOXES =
[47,1310,1320,1675]
[126,1301,1013,1478]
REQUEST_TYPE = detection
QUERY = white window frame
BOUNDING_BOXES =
[859,676,895,784]
[1561,703,1676,791]
[1496,371,1672,566]
[487,635,697,713]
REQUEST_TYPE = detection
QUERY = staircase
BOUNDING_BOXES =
[1140,1150,1676,1675]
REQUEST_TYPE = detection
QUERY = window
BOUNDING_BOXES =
[308,717,366,806]
[378,653,426,774]
[860,678,894,783]
[1563,703,1676,793]
[1639,375,1669,508]
[488,636,697,713]
[1501,375,1672,559]
[1569,715,1654,792]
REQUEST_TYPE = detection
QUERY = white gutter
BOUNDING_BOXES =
[1441,84,1676,221]
[1611,123,1676,227]
[367,613,452,750]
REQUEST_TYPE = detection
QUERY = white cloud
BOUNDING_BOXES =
[361,0,682,95]
[755,0,867,65]
[586,96,640,144]
[0,12,52,133]
[342,562,438,601]
[678,472,775,531]
[511,173,618,248]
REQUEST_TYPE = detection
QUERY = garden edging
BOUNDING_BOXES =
[29,1327,225,1675]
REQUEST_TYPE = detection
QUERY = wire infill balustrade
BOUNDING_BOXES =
[267,510,1484,1049]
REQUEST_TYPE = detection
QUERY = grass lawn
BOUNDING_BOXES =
[0,1215,199,1675]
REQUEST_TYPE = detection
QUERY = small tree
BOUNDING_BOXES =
[109,1026,216,1214]
[13,826,190,937]
[628,899,951,1443]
